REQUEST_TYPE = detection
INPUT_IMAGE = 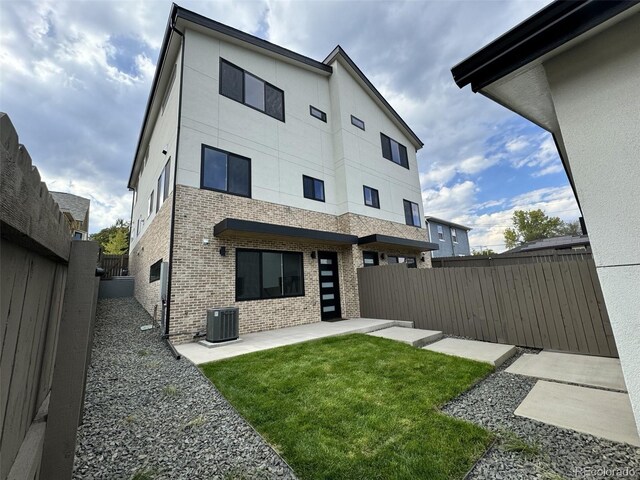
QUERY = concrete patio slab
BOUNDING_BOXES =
[515,380,640,447]
[367,326,442,347]
[506,351,626,391]
[422,338,516,366]
[175,318,413,364]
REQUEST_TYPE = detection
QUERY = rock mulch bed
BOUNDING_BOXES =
[442,349,640,480]
[73,298,296,480]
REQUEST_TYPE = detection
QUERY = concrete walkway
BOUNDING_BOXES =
[506,351,626,391]
[422,338,517,366]
[367,326,442,347]
[175,318,412,365]
[515,381,640,447]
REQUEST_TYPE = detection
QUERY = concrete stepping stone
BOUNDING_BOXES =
[422,338,516,366]
[367,326,442,347]
[506,351,626,391]
[515,380,640,447]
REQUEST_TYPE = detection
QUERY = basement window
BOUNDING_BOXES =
[149,259,162,283]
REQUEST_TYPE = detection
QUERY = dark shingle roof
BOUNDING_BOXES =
[50,191,90,223]
[502,235,590,254]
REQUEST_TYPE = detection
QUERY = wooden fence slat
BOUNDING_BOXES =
[496,267,518,345]
[577,261,611,356]
[446,267,464,336]
[550,262,579,352]
[559,261,590,353]
[529,263,553,349]
[586,261,618,356]
[441,268,458,335]
[540,263,569,351]
[567,261,600,354]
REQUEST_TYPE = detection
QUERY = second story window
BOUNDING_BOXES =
[437,225,444,241]
[403,199,421,227]
[201,145,251,198]
[220,59,284,121]
[381,133,409,169]
[363,186,380,208]
[451,228,458,243]
[303,175,325,202]
[148,191,154,217]
[310,106,327,122]
[351,115,365,130]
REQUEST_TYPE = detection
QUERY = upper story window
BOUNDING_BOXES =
[451,228,458,243]
[156,158,171,213]
[201,145,251,198]
[219,59,285,121]
[148,191,154,217]
[363,186,380,209]
[351,115,365,130]
[303,175,325,202]
[403,199,421,227]
[437,225,444,241]
[310,106,327,122]
[381,133,409,169]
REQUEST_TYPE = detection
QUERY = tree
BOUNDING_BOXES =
[472,248,497,256]
[504,209,564,249]
[557,220,582,236]
[90,219,130,254]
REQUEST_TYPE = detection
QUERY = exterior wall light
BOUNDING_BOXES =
[310,251,316,259]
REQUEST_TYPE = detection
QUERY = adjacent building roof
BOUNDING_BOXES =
[50,191,90,224]
[501,235,590,254]
[425,216,471,231]
[128,3,423,188]
[451,0,636,92]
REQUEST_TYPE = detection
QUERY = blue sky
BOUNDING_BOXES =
[0,0,579,251]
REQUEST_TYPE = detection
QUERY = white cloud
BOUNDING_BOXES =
[506,136,529,152]
[422,181,478,219]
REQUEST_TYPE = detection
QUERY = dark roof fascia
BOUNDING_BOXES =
[324,46,424,149]
[357,234,439,252]
[451,0,637,92]
[127,3,178,189]
[213,218,358,245]
[175,6,332,74]
[425,216,471,231]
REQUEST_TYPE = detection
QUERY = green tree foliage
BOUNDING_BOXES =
[471,248,497,256]
[504,209,580,250]
[90,219,130,254]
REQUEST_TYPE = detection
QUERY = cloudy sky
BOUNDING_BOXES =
[0,0,580,252]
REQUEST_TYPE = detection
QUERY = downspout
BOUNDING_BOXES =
[163,22,185,360]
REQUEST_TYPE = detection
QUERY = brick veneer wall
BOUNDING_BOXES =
[167,185,431,343]
[129,194,172,321]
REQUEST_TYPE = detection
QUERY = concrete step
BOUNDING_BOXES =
[515,380,639,447]
[506,351,626,391]
[367,326,443,347]
[423,338,516,366]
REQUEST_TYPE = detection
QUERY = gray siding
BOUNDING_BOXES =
[427,221,470,257]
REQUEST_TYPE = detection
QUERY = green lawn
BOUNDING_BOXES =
[201,334,494,480]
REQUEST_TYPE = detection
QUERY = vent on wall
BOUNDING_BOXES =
[206,307,239,343]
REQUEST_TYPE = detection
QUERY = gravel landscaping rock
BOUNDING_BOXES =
[443,348,640,480]
[73,298,296,480]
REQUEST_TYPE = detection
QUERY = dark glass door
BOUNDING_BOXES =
[318,251,341,320]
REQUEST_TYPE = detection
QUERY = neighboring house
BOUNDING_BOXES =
[128,5,437,344]
[452,1,640,433]
[501,235,590,255]
[425,217,471,257]
[50,191,90,240]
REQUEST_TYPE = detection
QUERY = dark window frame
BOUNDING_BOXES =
[351,115,365,130]
[219,58,285,122]
[380,133,409,169]
[302,175,325,202]
[403,199,421,227]
[388,255,417,268]
[309,105,327,122]
[149,259,162,283]
[235,248,305,301]
[200,144,252,198]
[363,185,380,209]
[362,251,379,267]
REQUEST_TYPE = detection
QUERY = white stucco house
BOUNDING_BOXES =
[127,4,437,344]
[452,0,640,433]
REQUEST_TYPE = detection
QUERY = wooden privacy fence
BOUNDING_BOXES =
[1,112,100,480]
[358,260,617,357]
[100,253,129,278]
[432,251,592,268]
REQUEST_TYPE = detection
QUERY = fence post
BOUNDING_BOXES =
[40,241,99,478]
